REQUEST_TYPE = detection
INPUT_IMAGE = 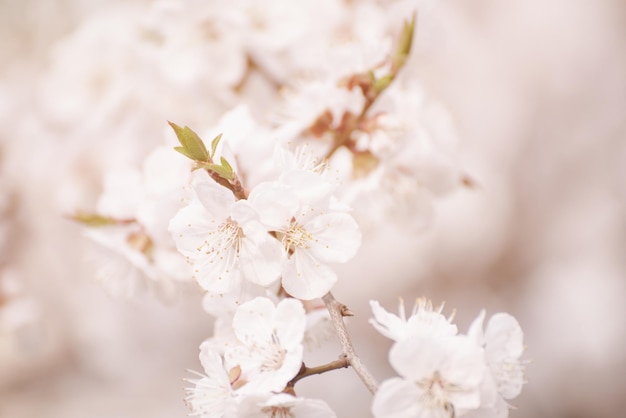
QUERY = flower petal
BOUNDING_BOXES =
[369,300,407,342]
[274,299,306,350]
[232,297,276,344]
[192,170,234,218]
[248,182,299,230]
[371,377,421,418]
[282,250,337,300]
[306,213,361,263]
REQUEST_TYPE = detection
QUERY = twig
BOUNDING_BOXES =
[322,291,378,394]
[321,14,417,162]
[286,357,350,392]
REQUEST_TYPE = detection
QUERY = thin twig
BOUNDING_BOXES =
[322,292,378,394]
[321,14,417,162]
[287,357,350,390]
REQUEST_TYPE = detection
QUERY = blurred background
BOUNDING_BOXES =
[1,0,625,417]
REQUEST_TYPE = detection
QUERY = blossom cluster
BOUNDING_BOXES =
[170,145,361,300]
[186,296,337,417]
[62,1,528,417]
[73,8,463,301]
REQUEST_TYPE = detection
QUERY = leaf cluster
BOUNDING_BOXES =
[168,122,234,181]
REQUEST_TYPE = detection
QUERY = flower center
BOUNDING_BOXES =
[259,334,287,372]
[417,371,457,417]
[282,222,312,252]
[203,218,243,257]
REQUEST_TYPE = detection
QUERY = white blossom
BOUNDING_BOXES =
[372,336,488,418]
[248,179,361,300]
[82,145,193,298]
[84,225,177,300]
[341,81,462,231]
[225,297,306,393]
[169,170,283,295]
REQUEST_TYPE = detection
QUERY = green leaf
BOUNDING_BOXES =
[206,163,234,181]
[399,15,415,57]
[168,120,185,142]
[174,146,195,160]
[210,133,223,159]
[393,14,416,71]
[168,121,209,161]
[69,212,121,227]
[220,156,233,174]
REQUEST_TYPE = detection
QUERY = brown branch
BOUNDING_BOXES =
[322,291,378,394]
[286,357,350,392]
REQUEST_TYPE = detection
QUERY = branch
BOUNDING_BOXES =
[322,291,378,394]
[286,357,350,392]
[322,14,417,161]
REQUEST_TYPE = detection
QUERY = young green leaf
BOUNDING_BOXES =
[174,146,196,160]
[168,121,210,162]
[220,156,233,174]
[392,14,416,72]
[69,212,131,227]
[210,133,223,159]
[206,163,234,181]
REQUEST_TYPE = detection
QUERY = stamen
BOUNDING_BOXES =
[282,222,313,252]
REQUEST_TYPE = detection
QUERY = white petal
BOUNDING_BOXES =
[192,170,234,217]
[306,213,361,263]
[191,247,241,293]
[199,344,230,385]
[248,182,299,230]
[485,313,524,399]
[230,199,259,225]
[232,297,276,344]
[274,299,306,350]
[485,313,524,359]
[467,309,487,346]
[238,236,283,286]
[371,377,421,418]
[369,300,407,342]
[279,170,335,205]
[282,250,337,300]
[484,314,525,399]
[289,397,337,418]
[168,200,218,257]
[390,336,486,405]
[390,337,445,382]
[441,337,486,380]
[201,283,265,318]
